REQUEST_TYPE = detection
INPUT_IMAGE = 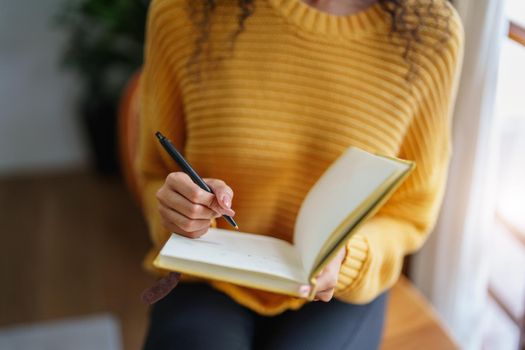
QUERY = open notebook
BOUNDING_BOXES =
[154,147,414,299]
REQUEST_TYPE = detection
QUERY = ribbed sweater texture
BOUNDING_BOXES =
[137,0,464,315]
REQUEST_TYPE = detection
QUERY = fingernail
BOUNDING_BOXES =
[221,195,232,208]
[298,285,311,297]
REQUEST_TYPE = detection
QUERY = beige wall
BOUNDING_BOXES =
[0,0,88,175]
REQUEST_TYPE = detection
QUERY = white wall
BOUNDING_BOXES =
[0,0,88,175]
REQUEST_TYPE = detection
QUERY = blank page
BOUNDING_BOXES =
[294,147,404,274]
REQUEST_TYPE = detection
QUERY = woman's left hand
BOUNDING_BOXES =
[298,247,346,302]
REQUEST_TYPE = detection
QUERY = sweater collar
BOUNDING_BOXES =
[267,0,389,39]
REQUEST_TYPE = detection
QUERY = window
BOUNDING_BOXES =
[483,1,525,349]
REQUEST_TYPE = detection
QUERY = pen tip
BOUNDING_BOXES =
[234,225,239,230]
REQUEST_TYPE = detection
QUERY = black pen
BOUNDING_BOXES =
[155,131,239,229]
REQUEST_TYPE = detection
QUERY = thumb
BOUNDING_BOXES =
[204,178,235,215]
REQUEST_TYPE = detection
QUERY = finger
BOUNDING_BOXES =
[315,268,338,292]
[204,178,234,211]
[159,205,211,234]
[315,288,335,302]
[166,172,214,206]
[160,213,210,239]
[166,173,235,216]
[174,225,210,239]
[157,189,216,219]
[297,285,311,298]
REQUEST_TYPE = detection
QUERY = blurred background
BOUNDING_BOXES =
[0,0,523,349]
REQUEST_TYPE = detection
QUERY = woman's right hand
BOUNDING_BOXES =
[156,172,235,238]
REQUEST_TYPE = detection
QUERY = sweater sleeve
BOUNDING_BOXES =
[334,11,464,303]
[136,0,186,250]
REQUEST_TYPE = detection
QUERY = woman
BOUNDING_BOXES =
[138,0,463,348]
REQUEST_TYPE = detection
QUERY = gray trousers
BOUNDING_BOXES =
[143,282,386,350]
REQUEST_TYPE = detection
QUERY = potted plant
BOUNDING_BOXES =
[56,0,149,174]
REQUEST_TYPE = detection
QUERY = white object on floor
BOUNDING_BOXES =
[0,314,122,350]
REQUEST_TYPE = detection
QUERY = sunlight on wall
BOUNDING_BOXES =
[494,36,525,231]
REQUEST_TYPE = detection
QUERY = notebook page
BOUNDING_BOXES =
[294,147,402,274]
[160,228,307,283]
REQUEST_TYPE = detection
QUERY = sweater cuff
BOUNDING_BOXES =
[336,233,369,292]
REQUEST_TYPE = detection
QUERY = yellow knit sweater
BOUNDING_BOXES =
[137,0,463,315]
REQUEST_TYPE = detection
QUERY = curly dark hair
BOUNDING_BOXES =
[187,0,453,81]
